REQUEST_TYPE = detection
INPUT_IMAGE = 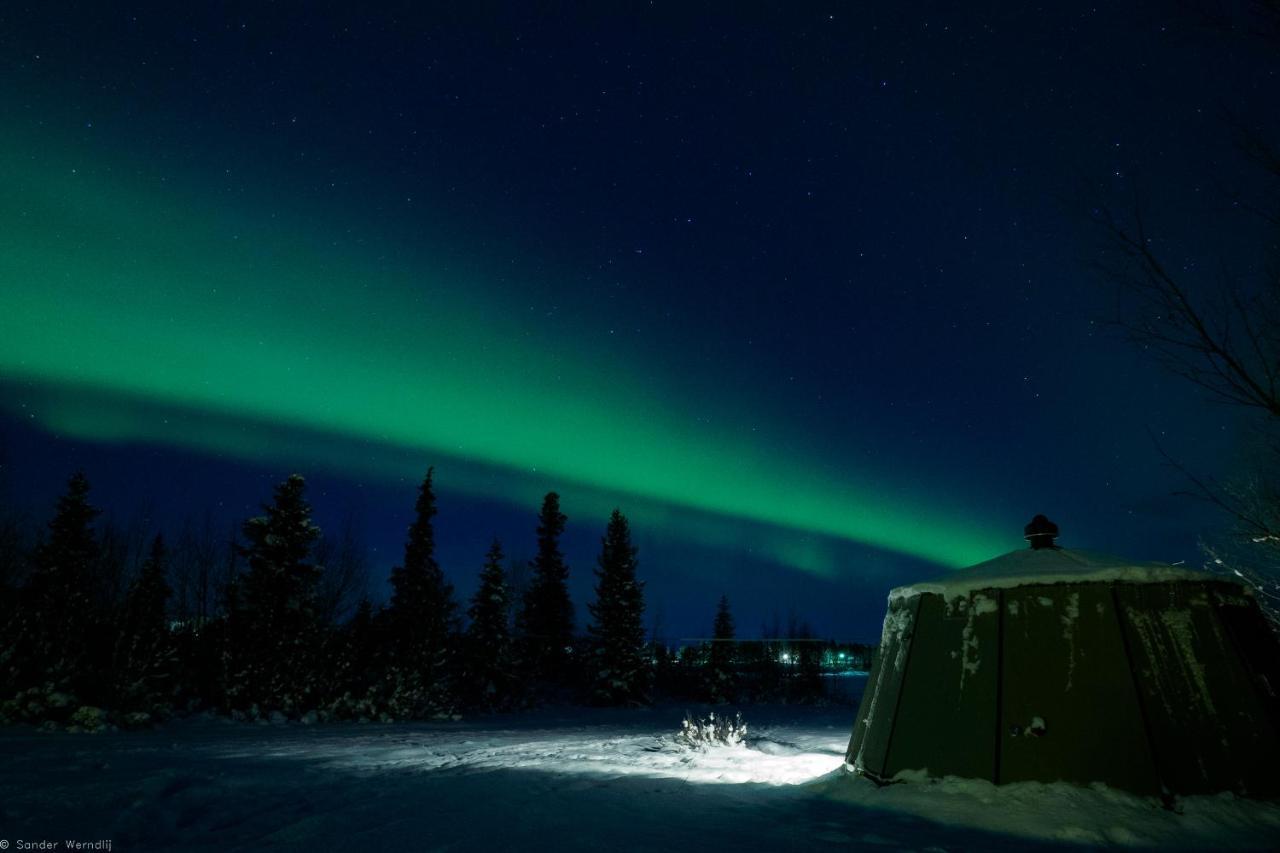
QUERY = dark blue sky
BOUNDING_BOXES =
[1,2,1275,641]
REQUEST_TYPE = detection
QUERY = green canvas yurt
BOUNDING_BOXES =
[846,516,1280,797]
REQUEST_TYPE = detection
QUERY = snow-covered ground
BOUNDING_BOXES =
[2,692,1278,851]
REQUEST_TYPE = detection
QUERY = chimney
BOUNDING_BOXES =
[1024,514,1060,550]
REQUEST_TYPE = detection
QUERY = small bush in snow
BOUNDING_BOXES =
[675,711,747,749]
[0,684,85,728]
[68,706,108,733]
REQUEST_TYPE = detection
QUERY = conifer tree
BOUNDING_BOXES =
[3,472,102,701]
[384,468,458,717]
[586,509,648,705]
[227,474,323,714]
[520,492,574,683]
[327,597,380,719]
[113,534,175,717]
[462,539,515,710]
[29,472,100,613]
[707,595,736,703]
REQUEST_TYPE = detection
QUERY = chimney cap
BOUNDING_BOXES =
[1024,514,1060,550]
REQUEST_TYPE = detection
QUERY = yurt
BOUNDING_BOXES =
[846,515,1280,797]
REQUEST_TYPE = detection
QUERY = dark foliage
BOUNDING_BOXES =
[586,510,648,706]
[112,534,176,717]
[325,597,384,720]
[2,472,104,706]
[224,474,323,714]
[1,467,865,729]
[519,492,575,685]
[706,595,736,703]
[383,468,459,717]
[462,539,516,711]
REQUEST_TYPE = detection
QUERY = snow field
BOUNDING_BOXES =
[2,700,1278,851]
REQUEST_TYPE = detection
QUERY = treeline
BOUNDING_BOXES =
[0,468,855,731]
[659,596,874,706]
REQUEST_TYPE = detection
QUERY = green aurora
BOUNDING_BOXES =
[0,124,1008,571]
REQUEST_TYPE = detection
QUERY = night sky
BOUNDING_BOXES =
[0,3,1274,641]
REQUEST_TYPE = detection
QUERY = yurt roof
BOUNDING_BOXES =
[889,546,1235,601]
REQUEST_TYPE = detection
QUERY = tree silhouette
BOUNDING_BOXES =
[5,472,102,699]
[463,539,515,710]
[113,534,175,717]
[520,492,575,684]
[226,474,323,714]
[384,468,458,717]
[327,597,381,719]
[706,595,736,703]
[586,509,648,705]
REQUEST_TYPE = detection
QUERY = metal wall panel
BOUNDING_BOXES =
[1000,583,1159,793]
[1118,582,1280,796]
[846,594,920,779]
[883,591,999,781]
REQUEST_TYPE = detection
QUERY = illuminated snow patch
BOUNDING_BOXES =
[210,726,846,786]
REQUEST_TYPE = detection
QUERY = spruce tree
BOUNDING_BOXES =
[586,509,648,706]
[707,595,736,703]
[327,597,380,719]
[462,539,515,710]
[384,468,458,717]
[228,474,323,715]
[4,472,102,704]
[113,534,175,717]
[520,492,574,684]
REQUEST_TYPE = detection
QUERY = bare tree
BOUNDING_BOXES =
[0,509,31,592]
[217,519,242,618]
[648,600,666,646]
[0,446,32,592]
[1095,0,1280,626]
[96,506,155,609]
[171,511,221,626]
[505,551,530,633]
[1095,201,1280,417]
[314,511,370,625]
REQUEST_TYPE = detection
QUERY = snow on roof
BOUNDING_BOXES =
[889,547,1237,601]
